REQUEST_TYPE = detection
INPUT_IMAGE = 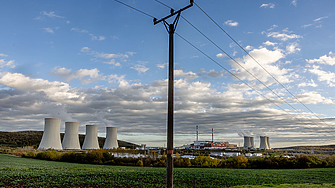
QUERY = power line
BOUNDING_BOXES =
[194,2,332,128]
[153,0,331,132]
[153,0,172,9]
[114,0,155,18]
[180,15,315,126]
[175,32,313,127]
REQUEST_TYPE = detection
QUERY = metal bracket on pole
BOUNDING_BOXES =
[153,1,193,188]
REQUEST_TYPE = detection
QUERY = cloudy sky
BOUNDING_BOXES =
[1,0,335,148]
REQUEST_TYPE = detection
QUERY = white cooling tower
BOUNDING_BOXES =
[250,137,255,148]
[259,136,269,150]
[266,136,271,149]
[103,127,118,149]
[38,118,62,150]
[244,136,251,148]
[62,122,81,150]
[82,125,100,150]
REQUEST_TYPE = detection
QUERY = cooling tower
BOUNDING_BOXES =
[266,136,271,149]
[62,122,81,150]
[103,127,118,149]
[243,136,251,148]
[38,118,62,150]
[82,125,100,150]
[250,137,255,148]
[259,136,269,150]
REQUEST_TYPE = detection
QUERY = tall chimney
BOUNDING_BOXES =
[212,128,214,143]
[196,125,198,142]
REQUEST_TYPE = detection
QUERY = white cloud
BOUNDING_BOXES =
[245,46,253,50]
[314,16,328,22]
[0,59,15,69]
[298,79,317,88]
[295,91,333,104]
[43,28,54,34]
[267,29,302,41]
[0,53,8,57]
[71,28,89,33]
[157,63,168,69]
[260,3,275,8]
[291,0,297,6]
[103,59,121,67]
[263,41,277,46]
[216,53,227,58]
[95,52,129,59]
[41,11,65,18]
[224,20,238,27]
[81,47,90,52]
[49,67,106,84]
[0,72,83,105]
[89,34,106,41]
[302,24,312,28]
[175,70,198,81]
[306,52,335,66]
[309,65,335,87]
[229,47,292,84]
[131,64,149,74]
[286,42,301,54]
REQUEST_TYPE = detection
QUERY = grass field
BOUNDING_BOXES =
[1,154,335,187]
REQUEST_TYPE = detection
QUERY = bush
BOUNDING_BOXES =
[22,151,37,158]
[36,150,61,161]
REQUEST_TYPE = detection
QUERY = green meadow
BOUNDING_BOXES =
[1,154,335,187]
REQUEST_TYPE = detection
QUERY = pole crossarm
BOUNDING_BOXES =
[153,0,193,25]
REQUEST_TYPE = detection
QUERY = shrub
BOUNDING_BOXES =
[136,160,143,166]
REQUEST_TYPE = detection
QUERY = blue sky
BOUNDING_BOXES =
[1,0,335,148]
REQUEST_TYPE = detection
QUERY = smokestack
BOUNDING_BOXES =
[38,118,62,150]
[62,122,81,150]
[82,125,100,150]
[212,128,214,143]
[259,136,269,150]
[103,127,118,149]
[196,125,198,142]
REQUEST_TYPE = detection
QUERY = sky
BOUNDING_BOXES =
[1,0,335,148]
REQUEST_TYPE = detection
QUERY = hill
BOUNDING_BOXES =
[0,131,140,149]
[273,145,335,155]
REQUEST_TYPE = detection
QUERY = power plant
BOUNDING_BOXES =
[62,122,81,150]
[38,118,119,150]
[103,127,118,149]
[38,118,63,150]
[259,136,271,150]
[82,125,100,150]
[243,136,254,149]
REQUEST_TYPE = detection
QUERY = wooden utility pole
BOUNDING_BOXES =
[153,1,193,187]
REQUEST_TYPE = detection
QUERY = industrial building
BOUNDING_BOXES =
[38,118,63,150]
[259,136,271,150]
[243,136,254,149]
[62,122,81,150]
[82,125,100,150]
[103,127,118,149]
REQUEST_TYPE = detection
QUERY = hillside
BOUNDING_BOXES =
[273,145,335,155]
[0,131,140,149]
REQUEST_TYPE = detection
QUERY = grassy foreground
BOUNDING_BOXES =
[1,154,335,187]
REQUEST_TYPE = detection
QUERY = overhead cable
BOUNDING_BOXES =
[194,2,330,127]
[114,0,155,18]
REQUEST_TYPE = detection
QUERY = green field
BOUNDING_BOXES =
[1,154,335,187]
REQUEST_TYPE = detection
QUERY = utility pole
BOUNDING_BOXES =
[153,1,193,187]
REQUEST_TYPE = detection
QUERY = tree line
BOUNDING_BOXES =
[15,149,335,169]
